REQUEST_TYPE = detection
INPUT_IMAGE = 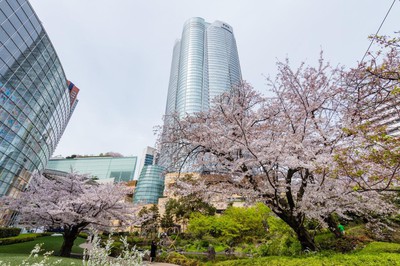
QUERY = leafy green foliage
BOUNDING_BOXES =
[0,233,53,246]
[0,228,21,238]
[187,204,267,245]
[138,205,160,237]
[158,251,202,266]
[0,235,36,246]
[186,203,300,255]
[215,242,400,265]
[161,195,216,231]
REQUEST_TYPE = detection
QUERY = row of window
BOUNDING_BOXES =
[133,165,165,204]
[0,0,72,196]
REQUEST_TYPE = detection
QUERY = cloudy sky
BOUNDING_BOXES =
[29,0,398,161]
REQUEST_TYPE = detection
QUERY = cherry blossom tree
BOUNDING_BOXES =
[337,33,400,193]
[160,37,400,250]
[0,172,138,257]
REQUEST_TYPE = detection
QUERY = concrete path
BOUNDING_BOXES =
[79,242,92,250]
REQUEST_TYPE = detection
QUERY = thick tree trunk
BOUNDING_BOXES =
[324,213,342,238]
[60,226,79,257]
[295,224,318,251]
[274,210,318,251]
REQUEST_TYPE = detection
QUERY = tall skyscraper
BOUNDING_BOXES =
[160,17,242,171]
[0,0,78,198]
[165,17,242,116]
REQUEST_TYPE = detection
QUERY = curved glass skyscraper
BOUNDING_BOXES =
[165,17,242,116]
[133,164,165,204]
[160,17,242,169]
[0,0,77,198]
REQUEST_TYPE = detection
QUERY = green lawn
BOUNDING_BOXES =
[0,235,85,266]
[214,242,400,266]
[0,254,81,266]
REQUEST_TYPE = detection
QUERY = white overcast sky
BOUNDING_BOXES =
[29,0,398,160]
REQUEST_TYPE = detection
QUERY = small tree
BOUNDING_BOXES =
[1,172,138,257]
[161,193,216,231]
[138,204,160,238]
[160,205,175,230]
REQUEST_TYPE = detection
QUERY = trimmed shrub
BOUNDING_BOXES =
[0,235,36,245]
[0,227,21,238]
[127,236,145,246]
[110,241,123,257]
[160,252,201,266]
[78,232,89,239]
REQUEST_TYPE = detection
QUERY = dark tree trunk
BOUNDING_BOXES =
[60,226,79,257]
[270,168,318,251]
[324,213,342,238]
[274,210,318,251]
[295,224,318,251]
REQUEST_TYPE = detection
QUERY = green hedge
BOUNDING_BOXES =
[159,252,202,266]
[0,227,21,238]
[0,235,36,245]
[0,232,51,246]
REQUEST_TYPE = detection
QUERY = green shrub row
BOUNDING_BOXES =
[0,227,21,238]
[0,232,51,246]
[78,232,88,239]
[0,235,36,245]
[159,252,201,266]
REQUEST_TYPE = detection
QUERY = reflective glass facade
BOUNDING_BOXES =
[46,157,138,183]
[165,17,242,116]
[133,165,165,204]
[0,0,75,197]
[161,17,242,170]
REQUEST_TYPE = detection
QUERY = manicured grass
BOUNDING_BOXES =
[215,242,400,266]
[0,235,85,255]
[358,241,400,254]
[0,235,85,266]
[0,254,81,266]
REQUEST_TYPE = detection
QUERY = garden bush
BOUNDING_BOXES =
[0,227,21,238]
[110,241,123,257]
[78,232,88,239]
[126,236,145,246]
[159,251,202,266]
[0,235,36,245]
[257,237,301,256]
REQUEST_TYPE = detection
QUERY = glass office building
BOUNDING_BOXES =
[165,17,242,116]
[0,0,77,197]
[133,164,165,204]
[160,17,242,170]
[46,157,138,183]
[134,147,165,204]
